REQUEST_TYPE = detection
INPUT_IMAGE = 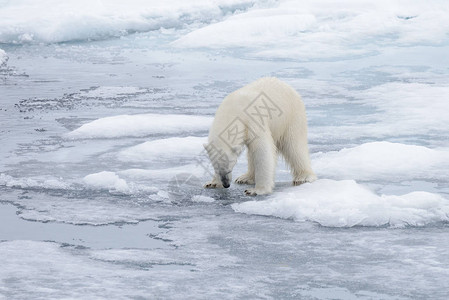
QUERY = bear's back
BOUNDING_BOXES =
[225,77,305,121]
[226,77,303,109]
[211,77,307,143]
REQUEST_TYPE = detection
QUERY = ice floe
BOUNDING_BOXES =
[232,179,449,228]
[173,0,449,60]
[308,81,449,143]
[312,142,449,181]
[118,136,207,162]
[66,113,212,139]
[0,173,71,190]
[191,195,215,203]
[356,82,449,135]
[82,171,158,194]
[119,164,210,182]
[83,171,131,194]
[0,0,256,44]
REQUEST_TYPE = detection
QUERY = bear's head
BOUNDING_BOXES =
[203,141,242,188]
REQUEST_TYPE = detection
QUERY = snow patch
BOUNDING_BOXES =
[191,195,215,203]
[357,82,449,134]
[0,173,70,190]
[83,171,130,193]
[0,0,256,44]
[66,113,212,139]
[313,142,449,181]
[118,136,207,162]
[119,164,209,182]
[232,179,449,228]
[82,171,158,194]
[173,1,449,60]
[308,82,449,143]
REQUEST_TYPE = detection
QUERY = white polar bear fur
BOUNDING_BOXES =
[204,77,316,195]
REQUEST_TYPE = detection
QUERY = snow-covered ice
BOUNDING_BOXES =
[0,173,71,190]
[0,0,256,44]
[118,164,208,182]
[66,113,212,139]
[173,0,449,60]
[118,136,207,162]
[233,179,449,227]
[1,0,449,299]
[83,171,132,194]
[191,195,215,203]
[312,141,449,181]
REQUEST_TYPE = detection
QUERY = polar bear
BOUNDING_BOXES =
[204,77,316,195]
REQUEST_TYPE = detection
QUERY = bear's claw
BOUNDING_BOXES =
[204,180,224,188]
[235,174,255,185]
[244,187,271,196]
[244,189,257,196]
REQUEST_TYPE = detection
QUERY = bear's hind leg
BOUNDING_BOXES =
[244,136,276,196]
[235,148,255,185]
[281,124,317,185]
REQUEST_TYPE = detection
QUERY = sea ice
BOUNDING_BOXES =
[356,82,449,135]
[118,164,210,182]
[191,195,215,203]
[312,142,449,181]
[81,86,147,98]
[173,0,449,60]
[0,173,71,190]
[1,1,449,298]
[232,179,449,228]
[118,136,207,162]
[82,171,158,195]
[66,113,212,139]
[83,171,131,194]
[0,0,256,44]
[307,81,449,144]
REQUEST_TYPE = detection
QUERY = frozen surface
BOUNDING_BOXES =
[173,0,449,60]
[1,0,449,299]
[312,142,449,181]
[0,0,256,44]
[118,136,207,162]
[83,171,135,194]
[66,114,212,139]
[233,179,449,227]
[191,195,216,203]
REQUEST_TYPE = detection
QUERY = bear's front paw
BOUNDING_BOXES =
[244,187,271,196]
[235,174,255,185]
[293,173,317,186]
[244,188,258,196]
[204,182,223,189]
